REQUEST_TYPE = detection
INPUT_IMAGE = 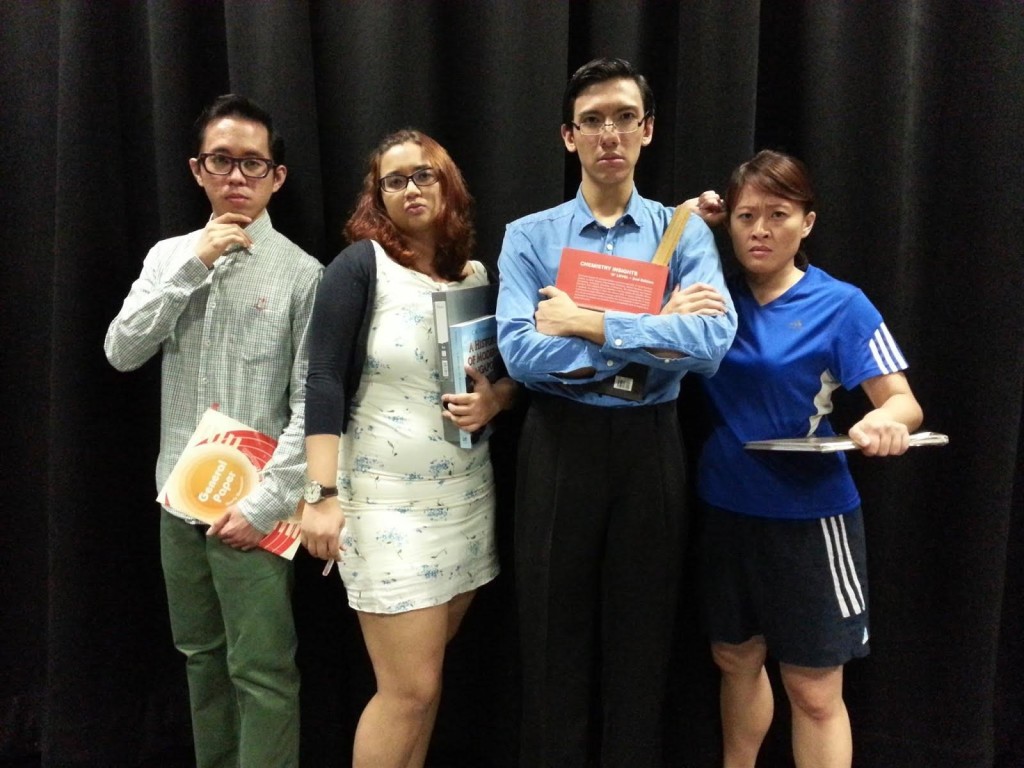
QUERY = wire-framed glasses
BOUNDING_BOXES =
[198,153,276,179]
[379,168,439,194]
[569,111,651,136]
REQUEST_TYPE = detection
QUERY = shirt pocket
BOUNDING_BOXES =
[238,303,291,365]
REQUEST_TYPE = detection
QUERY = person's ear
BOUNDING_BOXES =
[640,116,654,146]
[802,210,816,238]
[271,164,287,193]
[188,158,204,187]
[561,124,578,154]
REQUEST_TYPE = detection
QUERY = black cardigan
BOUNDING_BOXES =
[304,240,377,436]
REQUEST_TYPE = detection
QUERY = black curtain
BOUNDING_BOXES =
[1,1,1021,766]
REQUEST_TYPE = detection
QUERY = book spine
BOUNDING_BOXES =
[433,294,455,394]
[451,324,477,449]
[432,294,461,445]
[450,325,468,450]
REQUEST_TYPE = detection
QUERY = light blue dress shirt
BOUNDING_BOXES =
[496,186,737,406]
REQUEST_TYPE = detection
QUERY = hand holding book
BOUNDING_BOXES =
[660,282,729,317]
[158,408,303,558]
[535,285,606,343]
[745,431,949,453]
[442,365,510,435]
[432,285,507,447]
[207,506,267,550]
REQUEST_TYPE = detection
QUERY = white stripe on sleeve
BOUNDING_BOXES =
[870,330,899,374]
[878,323,908,369]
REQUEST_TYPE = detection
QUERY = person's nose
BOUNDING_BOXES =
[403,179,420,197]
[226,162,247,183]
[752,216,769,237]
[599,125,621,146]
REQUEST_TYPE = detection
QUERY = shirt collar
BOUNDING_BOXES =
[571,185,642,234]
[215,210,273,258]
[243,210,273,247]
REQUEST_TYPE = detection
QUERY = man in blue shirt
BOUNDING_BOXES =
[496,58,736,767]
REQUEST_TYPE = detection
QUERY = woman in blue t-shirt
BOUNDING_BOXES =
[682,150,923,768]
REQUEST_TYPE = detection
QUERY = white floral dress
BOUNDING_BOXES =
[336,244,499,613]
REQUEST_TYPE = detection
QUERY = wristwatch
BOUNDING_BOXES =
[303,480,339,505]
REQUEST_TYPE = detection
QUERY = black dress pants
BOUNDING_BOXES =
[515,393,688,768]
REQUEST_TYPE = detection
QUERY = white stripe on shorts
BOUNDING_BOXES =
[820,515,865,618]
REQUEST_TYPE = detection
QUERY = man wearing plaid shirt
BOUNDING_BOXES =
[104,94,321,768]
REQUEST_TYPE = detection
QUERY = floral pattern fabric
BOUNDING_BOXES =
[336,245,499,613]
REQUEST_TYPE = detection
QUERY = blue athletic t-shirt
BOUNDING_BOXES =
[698,265,909,519]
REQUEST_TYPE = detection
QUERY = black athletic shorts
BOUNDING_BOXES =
[699,504,871,668]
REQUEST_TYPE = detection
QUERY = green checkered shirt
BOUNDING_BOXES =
[105,213,323,532]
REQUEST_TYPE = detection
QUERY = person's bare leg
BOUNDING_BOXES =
[403,591,477,768]
[712,637,773,768]
[779,663,850,768]
[352,605,448,768]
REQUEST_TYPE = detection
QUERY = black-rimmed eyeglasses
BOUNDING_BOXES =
[379,168,439,194]
[198,153,276,179]
[569,111,651,136]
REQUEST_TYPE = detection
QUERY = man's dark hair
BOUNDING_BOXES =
[562,57,656,126]
[193,93,285,164]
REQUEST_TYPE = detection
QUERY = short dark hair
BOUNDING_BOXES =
[562,57,655,126]
[193,93,285,164]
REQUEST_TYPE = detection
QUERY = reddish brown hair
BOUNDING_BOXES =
[344,129,476,282]
[725,149,815,267]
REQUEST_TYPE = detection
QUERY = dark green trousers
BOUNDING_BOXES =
[160,511,299,768]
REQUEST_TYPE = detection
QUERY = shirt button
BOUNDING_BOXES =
[613,338,623,346]
[605,360,616,367]
[605,243,613,251]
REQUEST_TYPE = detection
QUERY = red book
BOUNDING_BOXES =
[555,247,669,314]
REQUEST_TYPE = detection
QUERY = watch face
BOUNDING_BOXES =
[303,481,322,504]
[304,481,337,504]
